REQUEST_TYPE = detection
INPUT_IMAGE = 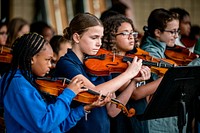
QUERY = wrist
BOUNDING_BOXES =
[83,105,92,112]
[83,105,91,121]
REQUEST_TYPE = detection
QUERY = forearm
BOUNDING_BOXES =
[131,77,162,100]
[106,80,137,117]
[95,72,134,95]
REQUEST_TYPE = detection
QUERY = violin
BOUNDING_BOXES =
[0,117,5,130]
[35,77,135,117]
[0,46,12,63]
[84,48,176,76]
[128,48,177,75]
[165,45,198,66]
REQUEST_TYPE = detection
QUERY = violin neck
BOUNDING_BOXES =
[122,56,173,68]
[36,77,71,84]
[87,89,121,104]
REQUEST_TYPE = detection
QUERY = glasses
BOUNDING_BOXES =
[0,32,8,36]
[163,29,180,36]
[115,31,138,38]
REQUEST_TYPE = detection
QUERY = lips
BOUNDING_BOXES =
[93,49,100,52]
[129,41,135,45]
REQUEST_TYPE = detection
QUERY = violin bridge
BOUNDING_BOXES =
[63,78,66,86]
[112,53,115,62]
[0,46,3,54]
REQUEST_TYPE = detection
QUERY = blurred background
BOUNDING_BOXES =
[1,0,200,34]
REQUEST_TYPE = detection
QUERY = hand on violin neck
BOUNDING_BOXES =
[67,78,88,95]
[133,66,151,82]
[124,56,142,79]
[84,92,112,111]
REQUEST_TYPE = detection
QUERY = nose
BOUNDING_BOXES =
[129,34,134,39]
[97,38,102,47]
[48,60,52,68]
[174,32,179,38]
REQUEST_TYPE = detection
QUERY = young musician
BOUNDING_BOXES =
[55,12,149,133]
[102,13,164,133]
[0,33,109,132]
[140,8,188,133]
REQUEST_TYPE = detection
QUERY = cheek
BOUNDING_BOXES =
[58,49,67,58]
[117,40,129,49]
[32,62,46,76]
[80,39,94,53]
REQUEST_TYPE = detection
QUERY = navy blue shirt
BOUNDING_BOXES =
[55,49,111,133]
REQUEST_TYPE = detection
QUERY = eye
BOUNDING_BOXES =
[46,58,51,61]
[121,32,129,36]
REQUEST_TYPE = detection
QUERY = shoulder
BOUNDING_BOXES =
[188,58,200,66]
[11,73,38,95]
[55,51,85,79]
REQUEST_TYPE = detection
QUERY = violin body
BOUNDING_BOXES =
[35,78,135,117]
[0,53,12,63]
[0,46,12,63]
[165,45,197,66]
[84,48,176,76]
[84,49,128,76]
[36,78,99,104]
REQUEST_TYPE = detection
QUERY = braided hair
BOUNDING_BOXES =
[0,33,47,105]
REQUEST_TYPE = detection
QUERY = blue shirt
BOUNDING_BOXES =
[55,49,111,133]
[0,69,85,133]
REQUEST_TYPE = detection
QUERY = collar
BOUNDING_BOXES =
[147,36,166,51]
[66,49,83,65]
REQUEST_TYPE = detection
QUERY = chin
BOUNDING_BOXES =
[91,51,98,55]
[39,73,46,77]
[167,43,175,47]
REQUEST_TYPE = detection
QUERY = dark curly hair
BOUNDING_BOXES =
[102,14,134,51]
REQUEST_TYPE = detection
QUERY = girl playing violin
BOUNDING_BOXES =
[169,7,193,52]
[0,33,110,132]
[102,13,163,133]
[55,12,149,133]
[0,18,10,77]
[140,8,187,133]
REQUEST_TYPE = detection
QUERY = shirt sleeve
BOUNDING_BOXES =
[3,75,84,132]
[60,105,85,132]
[55,55,83,79]
[55,57,82,79]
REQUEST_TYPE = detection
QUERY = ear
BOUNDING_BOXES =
[31,55,37,65]
[52,53,58,61]
[154,29,161,38]
[72,33,80,43]
[31,58,34,65]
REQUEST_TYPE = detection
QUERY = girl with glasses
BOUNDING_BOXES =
[140,8,186,133]
[102,13,164,133]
